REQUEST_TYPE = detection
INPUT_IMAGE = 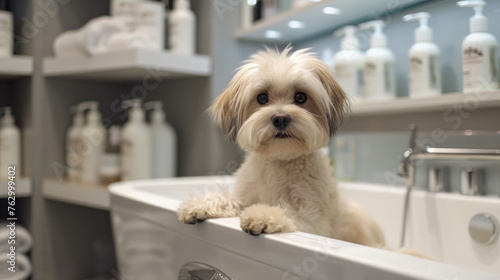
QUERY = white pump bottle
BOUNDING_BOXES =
[359,20,396,100]
[144,101,177,178]
[457,0,498,93]
[332,26,365,101]
[66,104,85,182]
[169,0,195,55]
[121,99,152,180]
[0,107,20,179]
[80,102,107,184]
[403,12,442,98]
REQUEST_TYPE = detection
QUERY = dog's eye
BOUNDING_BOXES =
[294,92,307,104]
[257,93,268,104]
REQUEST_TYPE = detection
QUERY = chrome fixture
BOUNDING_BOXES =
[397,125,500,248]
[428,165,448,192]
[460,168,485,195]
[469,213,498,245]
[179,262,232,280]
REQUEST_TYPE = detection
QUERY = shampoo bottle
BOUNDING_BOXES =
[121,99,152,180]
[457,0,498,92]
[80,102,107,184]
[332,26,365,101]
[169,0,195,55]
[403,12,441,98]
[66,104,85,182]
[0,0,13,57]
[0,107,20,178]
[359,20,396,100]
[145,101,176,178]
[135,0,165,51]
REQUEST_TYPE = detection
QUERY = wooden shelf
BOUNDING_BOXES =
[350,91,500,116]
[0,56,33,79]
[236,0,427,43]
[43,49,212,82]
[0,178,31,198]
[43,179,110,210]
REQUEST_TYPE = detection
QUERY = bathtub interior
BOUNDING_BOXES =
[111,176,500,275]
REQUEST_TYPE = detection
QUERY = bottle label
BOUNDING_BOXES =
[120,139,132,179]
[463,45,499,92]
[409,54,440,96]
[334,64,362,98]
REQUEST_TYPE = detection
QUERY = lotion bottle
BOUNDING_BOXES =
[332,26,365,101]
[0,107,20,178]
[0,1,13,57]
[66,104,85,182]
[359,20,396,100]
[80,102,107,184]
[457,0,498,93]
[169,0,195,55]
[403,12,442,98]
[145,101,176,178]
[121,99,152,180]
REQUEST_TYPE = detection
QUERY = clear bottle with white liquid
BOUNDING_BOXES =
[403,12,442,98]
[0,107,20,179]
[359,20,396,101]
[332,26,365,102]
[121,99,152,180]
[145,101,177,178]
[457,0,498,93]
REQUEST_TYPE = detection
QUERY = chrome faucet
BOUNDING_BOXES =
[397,125,500,247]
[398,125,500,189]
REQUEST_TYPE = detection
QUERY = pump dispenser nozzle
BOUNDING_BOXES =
[359,20,386,48]
[403,12,432,42]
[144,101,166,124]
[122,99,145,123]
[334,26,359,51]
[78,101,101,124]
[457,0,487,33]
[0,107,15,126]
[70,105,85,126]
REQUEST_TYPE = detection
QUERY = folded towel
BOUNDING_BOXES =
[53,16,127,57]
[0,254,32,280]
[0,223,33,254]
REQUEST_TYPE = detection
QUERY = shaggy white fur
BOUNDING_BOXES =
[178,47,422,255]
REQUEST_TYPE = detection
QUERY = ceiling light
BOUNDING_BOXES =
[323,7,341,15]
[247,0,257,6]
[288,20,305,29]
[265,30,282,39]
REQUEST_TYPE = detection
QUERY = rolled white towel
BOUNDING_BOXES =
[0,223,33,254]
[53,16,127,57]
[0,254,32,280]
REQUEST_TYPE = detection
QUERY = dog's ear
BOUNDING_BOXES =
[311,60,350,136]
[208,81,241,142]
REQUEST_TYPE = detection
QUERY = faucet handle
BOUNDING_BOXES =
[408,124,417,149]
[460,168,485,195]
[428,165,448,192]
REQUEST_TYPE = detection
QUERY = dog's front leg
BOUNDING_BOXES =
[177,193,241,224]
[240,204,298,235]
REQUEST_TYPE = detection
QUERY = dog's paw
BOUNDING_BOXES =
[240,204,297,235]
[177,193,240,224]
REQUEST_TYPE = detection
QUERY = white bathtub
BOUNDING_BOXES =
[109,176,500,280]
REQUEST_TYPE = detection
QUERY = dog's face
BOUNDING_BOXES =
[210,47,349,160]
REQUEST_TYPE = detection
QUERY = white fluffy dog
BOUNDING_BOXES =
[177,47,386,248]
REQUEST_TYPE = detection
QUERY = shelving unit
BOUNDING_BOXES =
[0,56,33,79]
[351,91,500,116]
[42,179,110,210]
[0,178,31,198]
[236,0,428,43]
[43,49,212,81]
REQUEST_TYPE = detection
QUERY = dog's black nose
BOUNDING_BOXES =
[272,114,291,130]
